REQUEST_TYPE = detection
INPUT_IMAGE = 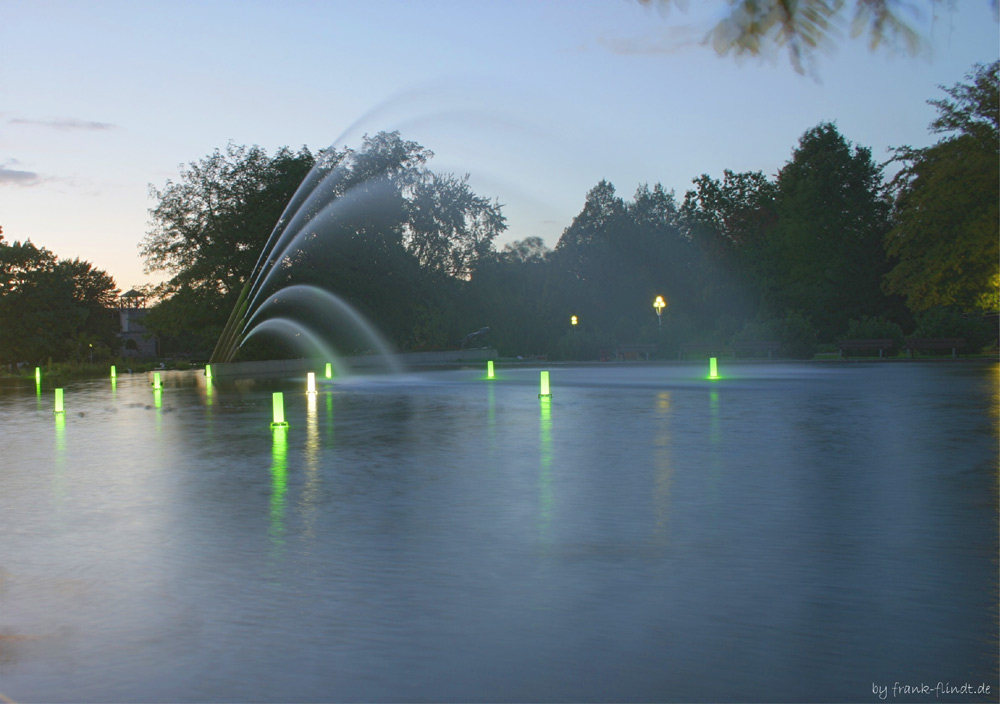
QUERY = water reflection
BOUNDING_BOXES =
[301,392,321,541]
[0,363,995,702]
[539,397,553,539]
[270,426,288,548]
[52,412,66,504]
[653,390,672,539]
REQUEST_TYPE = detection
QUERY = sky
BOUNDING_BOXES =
[2,0,998,293]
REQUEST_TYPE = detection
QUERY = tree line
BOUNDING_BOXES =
[0,62,995,367]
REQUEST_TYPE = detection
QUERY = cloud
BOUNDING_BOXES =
[0,160,42,187]
[597,27,705,56]
[596,25,708,56]
[7,117,118,131]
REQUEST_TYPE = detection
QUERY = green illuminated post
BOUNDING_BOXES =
[54,388,64,414]
[271,392,289,428]
[487,360,495,379]
[153,372,162,390]
[325,362,333,379]
[307,372,317,394]
[35,367,41,385]
[709,357,718,380]
[205,364,212,381]
[538,370,551,398]
[110,365,116,380]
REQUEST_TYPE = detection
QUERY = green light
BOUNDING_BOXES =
[539,396,553,534]
[110,365,116,379]
[487,360,494,379]
[205,364,212,380]
[153,372,162,390]
[307,372,317,394]
[154,388,162,408]
[709,357,719,379]
[270,426,288,544]
[325,362,333,379]
[54,388,64,414]
[538,370,551,398]
[271,391,289,428]
[35,367,41,384]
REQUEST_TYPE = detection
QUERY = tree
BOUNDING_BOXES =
[0,235,119,365]
[761,122,894,340]
[139,132,510,361]
[638,0,997,74]
[404,171,506,279]
[142,143,317,297]
[141,143,317,354]
[884,61,999,313]
[681,169,777,323]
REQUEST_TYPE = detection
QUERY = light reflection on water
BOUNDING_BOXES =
[0,362,996,703]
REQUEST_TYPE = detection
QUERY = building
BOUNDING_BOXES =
[118,289,158,359]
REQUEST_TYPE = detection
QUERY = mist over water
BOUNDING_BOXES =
[0,361,996,702]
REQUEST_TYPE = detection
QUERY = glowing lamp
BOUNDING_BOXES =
[110,365,116,379]
[271,392,289,428]
[325,362,333,379]
[709,357,719,379]
[653,296,666,327]
[538,370,551,398]
[487,360,495,379]
[205,364,212,380]
[35,367,41,385]
[153,372,162,390]
[54,388,64,414]
[570,315,578,326]
[307,372,317,394]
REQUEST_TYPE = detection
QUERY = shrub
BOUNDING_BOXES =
[730,311,817,359]
[912,307,996,352]
[779,311,818,359]
[842,316,904,349]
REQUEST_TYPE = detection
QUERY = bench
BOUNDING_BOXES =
[732,340,782,359]
[615,344,658,361]
[904,338,966,358]
[836,338,895,358]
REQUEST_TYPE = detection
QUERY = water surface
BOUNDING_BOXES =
[1,362,996,702]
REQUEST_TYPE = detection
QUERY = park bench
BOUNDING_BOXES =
[615,344,658,361]
[836,338,895,358]
[904,338,966,358]
[732,340,782,359]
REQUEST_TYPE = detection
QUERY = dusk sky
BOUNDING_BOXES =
[2,0,997,292]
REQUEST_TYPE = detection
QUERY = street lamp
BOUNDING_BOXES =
[653,296,666,327]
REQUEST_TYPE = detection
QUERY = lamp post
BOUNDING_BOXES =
[653,296,666,327]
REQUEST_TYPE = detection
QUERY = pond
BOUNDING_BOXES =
[1,361,997,703]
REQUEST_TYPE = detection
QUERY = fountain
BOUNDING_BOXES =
[209,138,412,375]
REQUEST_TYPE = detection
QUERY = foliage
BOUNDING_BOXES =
[127,62,993,361]
[911,307,996,351]
[730,311,817,359]
[760,122,894,340]
[885,61,1000,314]
[637,1,992,74]
[0,235,119,365]
[141,143,317,355]
[842,315,904,348]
